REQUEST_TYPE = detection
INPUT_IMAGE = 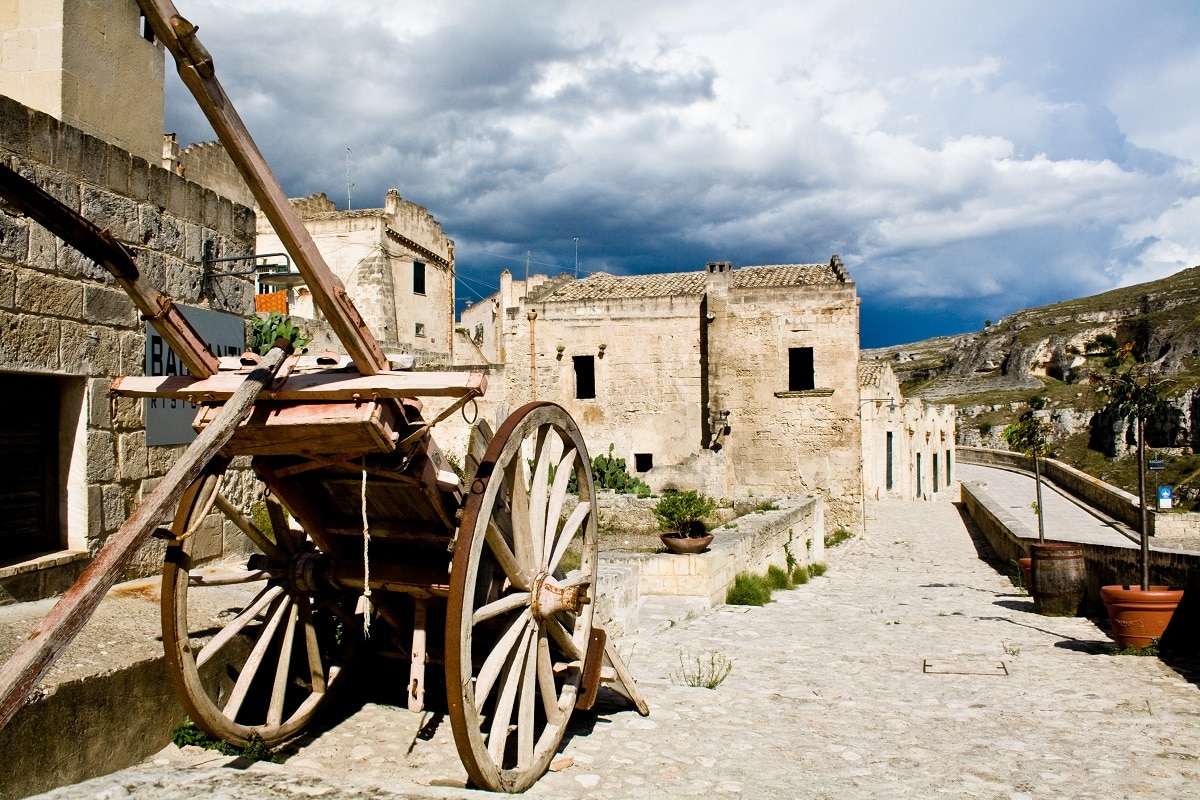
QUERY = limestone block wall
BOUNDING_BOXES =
[503,294,705,471]
[708,282,862,533]
[0,0,165,165]
[0,96,255,597]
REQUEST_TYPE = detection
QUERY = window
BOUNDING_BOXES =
[916,453,923,497]
[933,453,940,493]
[413,261,426,295]
[573,356,595,399]
[140,11,156,42]
[634,453,653,473]
[885,432,894,490]
[946,449,953,486]
[415,322,426,338]
[788,347,815,392]
[0,374,60,560]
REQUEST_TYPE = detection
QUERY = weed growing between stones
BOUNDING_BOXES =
[1108,639,1160,656]
[726,572,772,605]
[766,564,792,590]
[672,651,733,689]
[1003,642,1021,656]
[824,527,853,548]
[809,562,828,577]
[170,718,281,763]
[791,565,810,584]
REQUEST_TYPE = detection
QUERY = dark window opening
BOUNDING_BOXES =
[0,374,60,561]
[788,347,815,391]
[634,453,653,473]
[916,453,923,497]
[946,449,953,485]
[885,432,894,490]
[573,356,595,399]
[413,261,426,295]
[140,11,156,42]
[415,322,426,338]
[933,453,940,493]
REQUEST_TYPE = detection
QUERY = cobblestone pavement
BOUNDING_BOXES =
[35,491,1200,800]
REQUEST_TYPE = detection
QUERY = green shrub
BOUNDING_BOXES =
[808,562,828,577]
[251,312,310,355]
[654,490,717,537]
[672,651,733,689]
[792,565,810,584]
[766,564,792,590]
[589,444,651,497]
[726,572,772,606]
[170,718,280,763]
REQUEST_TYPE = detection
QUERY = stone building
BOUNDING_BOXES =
[859,361,956,501]
[253,190,456,363]
[456,258,864,534]
[0,2,258,600]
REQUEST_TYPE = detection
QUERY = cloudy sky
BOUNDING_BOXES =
[162,1,1200,347]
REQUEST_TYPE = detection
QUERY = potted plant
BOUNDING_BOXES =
[654,490,717,554]
[1002,398,1085,615]
[1092,349,1184,648]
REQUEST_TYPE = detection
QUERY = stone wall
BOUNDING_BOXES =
[707,278,861,533]
[0,95,256,596]
[602,496,825,606]
[957,445,1199,538]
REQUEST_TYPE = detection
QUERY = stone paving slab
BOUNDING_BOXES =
[31,491,1200,799]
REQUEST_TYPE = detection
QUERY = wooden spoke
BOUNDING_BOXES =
[447,402,599,792]
[548,501,590,576]
[527,426,551,568]
[223,595,291,720]
[543,447,577,566]
[472,591,532,627]
[162,457,359,749]
[187,569,269,587]
[195,584,284,669]
[474,608,532,706]
[487,625,534,764]
[213,493,286,562]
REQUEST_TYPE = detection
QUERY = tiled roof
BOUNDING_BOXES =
[534,263,841,303]
[858,361,888,388]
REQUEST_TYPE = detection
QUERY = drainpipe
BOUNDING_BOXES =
[528,310,537,400]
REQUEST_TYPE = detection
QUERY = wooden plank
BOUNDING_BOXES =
[575,626,607,711]
[138,0,390,376]
[193,399,400,456]
[0,346,289,731]
[111,370,488,401]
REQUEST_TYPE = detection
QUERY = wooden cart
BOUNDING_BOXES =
[0,1,645,792]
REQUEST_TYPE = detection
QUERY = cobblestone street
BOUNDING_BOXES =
[36,491,1200,799]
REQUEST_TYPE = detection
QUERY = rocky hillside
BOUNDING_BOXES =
[863,265,1200,508]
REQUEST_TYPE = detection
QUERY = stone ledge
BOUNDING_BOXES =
[0,550,89,580]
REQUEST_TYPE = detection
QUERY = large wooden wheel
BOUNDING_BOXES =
[447,402,599,792]
[161,456,359,747]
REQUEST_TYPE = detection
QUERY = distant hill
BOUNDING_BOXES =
[863,265,1200,509]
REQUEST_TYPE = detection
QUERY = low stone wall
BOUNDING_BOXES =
[601,496,825,607]
[957,446,1197,537]
[961,480,1200,653]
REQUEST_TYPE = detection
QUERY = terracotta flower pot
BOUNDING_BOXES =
[1018,558,1032,594]
[1100,585,1184,650]
[660,534,713,554]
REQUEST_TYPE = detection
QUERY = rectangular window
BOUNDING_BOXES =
[885,432,894,491]
[0,374,60,560]
[573,355,595,399]
[413,261,426,295]
[788,347,815,391]
[946,449,953,486]
[634,453,653,473]
[415,322,426,338]
[916,453,923,497]
[140,11,156,42]
[933,453,940,493]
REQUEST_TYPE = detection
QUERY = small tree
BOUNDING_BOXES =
[653,490,716,538]
[1092,348,1171,591]
[1002,396,1054,542]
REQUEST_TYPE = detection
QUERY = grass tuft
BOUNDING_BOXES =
[672,651,733,689]
[726,572,772,606]
[808,562,828,577]
[766,564,792,590]
[791,565,810,584]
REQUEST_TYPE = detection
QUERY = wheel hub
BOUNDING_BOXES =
[530,572,591,620]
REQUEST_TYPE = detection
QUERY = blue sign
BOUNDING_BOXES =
[1158,486,1173,510]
